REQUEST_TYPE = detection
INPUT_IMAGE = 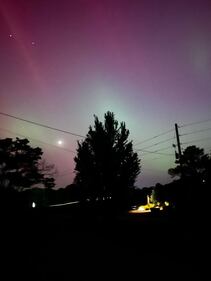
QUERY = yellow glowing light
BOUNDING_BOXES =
[129,204,151,214]
[138,206,145,212]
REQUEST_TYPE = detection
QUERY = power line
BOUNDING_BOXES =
[181,136,211,145]
[180,117,211,128]
[134,128,174,146]
[147,156,173,161]
[146,145,173,153]
[137,149,174,156]
[180,127,211,136]
[135,145,173,156]
[0,127,171,157]
[0,111,86,138]
[0,127,76,154]
[136,136,175,151]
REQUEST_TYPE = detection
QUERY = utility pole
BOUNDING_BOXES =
[175,123,182,160]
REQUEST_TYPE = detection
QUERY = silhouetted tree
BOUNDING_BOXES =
[0,137,55,191]
[168,145,211,183]
[74,112,141,207]
[128,186,150,206]
[168,145,211,211]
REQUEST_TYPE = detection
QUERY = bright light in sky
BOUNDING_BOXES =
[57,140,63,145]
[0,0,211,188]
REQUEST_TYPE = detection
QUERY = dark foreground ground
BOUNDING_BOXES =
[1,205,208,281]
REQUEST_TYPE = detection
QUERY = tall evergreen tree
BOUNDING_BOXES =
[74,112,141,206]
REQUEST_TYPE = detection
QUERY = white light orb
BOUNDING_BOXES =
[57,140,63,145]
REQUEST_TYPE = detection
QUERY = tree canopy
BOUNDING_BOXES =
[167,145,211,211]
[168,145,211,184]
[74,112,141,205]
[0,137,55,191]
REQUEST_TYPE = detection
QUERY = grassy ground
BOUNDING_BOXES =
[1,206,207,280]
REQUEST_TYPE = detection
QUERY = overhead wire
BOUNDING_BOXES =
[180,127,211,136]
[134,128,174,146]
[136,136,175,151]
[2,110,192,187]
[2,111,210,163]
[181,136,211,145]
[0,127,76,154]
[0,111,86,138]
[139,149,174,156]
[180,117,211,128]
[137,145,173,155]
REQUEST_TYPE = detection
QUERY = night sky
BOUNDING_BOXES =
[0,0,211,188]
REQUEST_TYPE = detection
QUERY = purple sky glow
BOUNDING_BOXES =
[0,0,211,188]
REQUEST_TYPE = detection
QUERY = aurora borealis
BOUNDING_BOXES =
[0,0,211,188]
